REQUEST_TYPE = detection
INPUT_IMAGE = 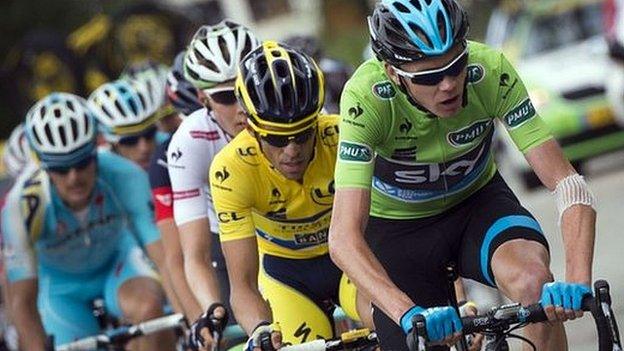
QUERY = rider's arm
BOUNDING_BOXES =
[329,188,414,324]
[221,237,271,335]
[524,140,595,285]
[8,279,47,351]
[167,123,222,310]
[2,185,46,350]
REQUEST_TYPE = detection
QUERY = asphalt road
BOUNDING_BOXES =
[471,150,624,350]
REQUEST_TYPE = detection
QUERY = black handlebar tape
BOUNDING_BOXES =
[260,331,275,351]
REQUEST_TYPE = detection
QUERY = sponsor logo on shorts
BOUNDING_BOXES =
[467,64,485,84]
[372,80,396,100]
[503,99,536,129]
[338,141,373,163]
[447,119,492,147]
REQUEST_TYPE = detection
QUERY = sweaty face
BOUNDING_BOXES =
[200,82,248,137]
[385,44,468,118]
[256,128,316,182]
[48,159,97,211]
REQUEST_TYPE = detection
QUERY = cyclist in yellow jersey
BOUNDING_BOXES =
[209,41,372,350]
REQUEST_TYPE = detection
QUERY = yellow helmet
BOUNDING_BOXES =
[235,41,325,136]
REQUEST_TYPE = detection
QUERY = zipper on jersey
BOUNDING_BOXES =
[436,118,449,206]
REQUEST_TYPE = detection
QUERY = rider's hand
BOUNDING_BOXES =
[540,281,591,322]
[402,305,462,348]
[458,301,483,351]
[189,303,229,351]
[245,321,282,351]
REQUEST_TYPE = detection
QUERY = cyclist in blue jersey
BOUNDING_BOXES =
[1,93,174,350]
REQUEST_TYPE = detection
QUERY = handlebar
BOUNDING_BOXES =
[279,329,378,351]
[413,280,622,351]
[56,313,186,351]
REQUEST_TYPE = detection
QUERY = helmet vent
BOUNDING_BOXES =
[196,48,218,72]
[114,101,125,118]
[393,2,411,13]
[44,124,54,145]
[218,36,231,65]
[274,61,288,78]
[408,22,432,48]
[59,126,67,147]
[137,93,146,111]
[67,101,75,112]
[409,0,423,10]
[436,11,447,41]
[54,108,62,119]
[32,129,42,146]
[281,85,292,112]
[272,50,282,57]
[127,99,138,117]
[70,118,79,140]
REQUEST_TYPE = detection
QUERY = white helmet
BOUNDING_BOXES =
[88,78,160,142]
[121,61,168,112]
[184,19,259,91]
[24,92,96,167]
[2,124,33,178]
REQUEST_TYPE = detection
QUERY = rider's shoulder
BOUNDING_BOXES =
[466,41,510,74]
[344,58,389,95]
[214,129,258,170]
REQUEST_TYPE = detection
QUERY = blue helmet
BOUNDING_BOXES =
[166,51,203,117]
[369,0,469,65]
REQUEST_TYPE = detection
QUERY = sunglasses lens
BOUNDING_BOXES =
[118,126,158,146]
[48,155,96,174]
[407,51,468,86]
[210,90,237,105]
[262,128,315,148]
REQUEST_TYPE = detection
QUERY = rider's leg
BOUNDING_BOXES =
[117,277,174,351]
[337,274,374,330]
[259,254,338,344]
[105,242,174,351]
[491,239,566,351]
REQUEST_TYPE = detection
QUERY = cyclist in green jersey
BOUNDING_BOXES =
[328,1,597,350]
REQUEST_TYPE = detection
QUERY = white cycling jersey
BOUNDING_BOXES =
[167,108,232,232]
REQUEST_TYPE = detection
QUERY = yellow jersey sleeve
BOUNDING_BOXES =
[209,143,257,242]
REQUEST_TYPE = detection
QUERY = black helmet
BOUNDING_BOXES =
[235,41,324,135]
[369,0,469,65]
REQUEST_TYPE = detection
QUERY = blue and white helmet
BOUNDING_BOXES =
[166,51,202,117]
[368,0,469,65]
[88,79,160,142]
[24,92,96,168]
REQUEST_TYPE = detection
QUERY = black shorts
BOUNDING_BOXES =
[365,173,549,351]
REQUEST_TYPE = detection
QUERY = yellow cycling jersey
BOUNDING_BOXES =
[209,115,340,259]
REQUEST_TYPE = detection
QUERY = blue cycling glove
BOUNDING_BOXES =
[401,305,462,342]
[540,282,591,310]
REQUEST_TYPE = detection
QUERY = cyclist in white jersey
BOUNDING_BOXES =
[166,20,259,351]
[2,124,35,180]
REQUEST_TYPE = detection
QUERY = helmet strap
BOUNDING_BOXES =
[396,75,435,117]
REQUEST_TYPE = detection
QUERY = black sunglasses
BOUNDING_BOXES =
[118,126,158,146]
[259,127,316,148]
[47,155,97,175]
[394,49,469,86]
[209,89,237,105]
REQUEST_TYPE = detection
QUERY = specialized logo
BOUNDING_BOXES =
[399,118,413,134]
[170,148,182,162]
[503,98,536,129]
[372,80,396,100]
[467,64,485,84]
[348,103,363,118]
[218,211,244,223]
[447,119,492,147]
[390,146,418,161]
[499,73,518,100]
[338,141,373,163]
[214,167,230,183]
[311,180,335,206]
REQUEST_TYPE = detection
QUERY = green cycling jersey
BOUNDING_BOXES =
[334,41,553,219]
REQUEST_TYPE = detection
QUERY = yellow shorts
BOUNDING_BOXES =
[258,253,360,345]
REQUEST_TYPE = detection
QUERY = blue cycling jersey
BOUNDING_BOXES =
[2,151,160,282]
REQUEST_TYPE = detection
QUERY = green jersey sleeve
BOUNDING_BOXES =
[335,64,389,190]
[491,52,553,153]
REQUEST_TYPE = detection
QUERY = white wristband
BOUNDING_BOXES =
[552,173,596,224]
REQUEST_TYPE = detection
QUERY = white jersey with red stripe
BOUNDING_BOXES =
[167,108,232,232]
